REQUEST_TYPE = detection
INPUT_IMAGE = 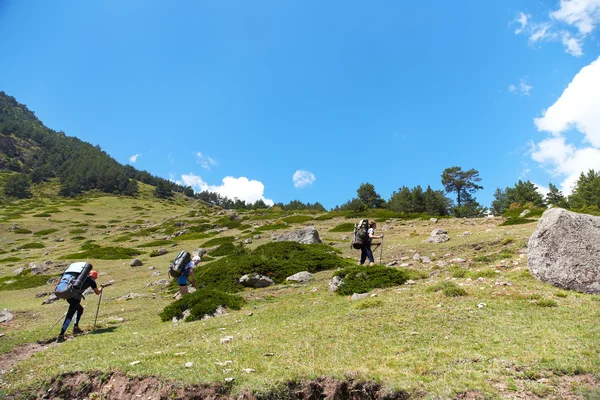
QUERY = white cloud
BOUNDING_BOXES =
[292,170,316,188]
[562,31,584,56]
[177,173,274,206]
[534,182,550,198]
[508,79,532,96]
[129,154,141,163]
[530,56,600,195]
[515,12,530,34]
[195,152,218,170]
[515,0,600,55]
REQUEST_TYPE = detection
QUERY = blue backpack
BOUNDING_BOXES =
[54,262,92,299]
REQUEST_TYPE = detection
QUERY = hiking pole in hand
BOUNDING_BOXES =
[42,312,67,340]
[379,233,384,265]
[92,285,104,333]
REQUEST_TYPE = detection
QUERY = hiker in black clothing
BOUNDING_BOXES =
[57,269,102,342]
[359,221,383,266]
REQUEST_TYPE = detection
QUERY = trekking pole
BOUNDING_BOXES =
[42,312,67,339]
[92,286,104,333]
[379,233,384,265]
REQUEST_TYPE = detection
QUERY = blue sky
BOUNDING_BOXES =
[1,1,599,210]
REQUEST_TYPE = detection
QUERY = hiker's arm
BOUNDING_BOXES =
[94,286,103,295]
[189,270,197,287]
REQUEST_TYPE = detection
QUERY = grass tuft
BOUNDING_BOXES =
[159,288,245,322]
[334,265,410,295]
[427,281,468,297]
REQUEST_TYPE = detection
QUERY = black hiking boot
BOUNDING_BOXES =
[56,334,66,343]
[73,326,84,335]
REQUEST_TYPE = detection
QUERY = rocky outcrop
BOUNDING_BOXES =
[423,228,450,243]
[239,273,274,288]
[528,208,600,294]
[275,227,322,244]
[286,271,314,283]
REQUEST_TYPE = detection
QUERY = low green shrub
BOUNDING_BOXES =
[131,206,144,211]
[187,224,213,233]
[108,219,121,223]
[282,215,314,224]
[112,234,133,243]
[14,228,32,234]
[254,223,287,232]
[329,223,355,232]
[216,218,242,229]
[95,224,107,229]
[334,265,409,295]
[0,257,22,263]
[196,241,346,293]
[149,250,167,257]
[537,299,558,307]
[20,242,45,249]
[84,213,96,216]
[209,243,237,257]
[71,236,86,241]
[353,299,384,310]
[138,240,175,248]
[500,218,536,226]
[501,237,515,245]
[33,213,51,217]
[69,229,87,234]
[555,292,568,298]
[174,232,216,242]
[0,271,58,291]
[159,288,245,322]
[200,236,235,247]
[34,229,58,236]
[427,281,467,297]
[449,266,468,278]
[59,244,141,260]
[315,214,336,221]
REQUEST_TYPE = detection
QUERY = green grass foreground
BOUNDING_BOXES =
[0,191,599,398]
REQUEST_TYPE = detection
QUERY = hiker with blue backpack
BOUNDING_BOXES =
[54,262,103,343]
[178,254,201,295]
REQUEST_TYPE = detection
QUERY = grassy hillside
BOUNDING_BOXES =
[0,188,599,399]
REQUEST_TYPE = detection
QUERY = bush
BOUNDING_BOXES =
[334,265,409,295]
[59,244,141,260]
[315,214,336,221]
[200,236,235,247]
[174,232,216,242]
[537,299,558,307]
[329,223,356,233]
[196,241,346,293]
[0,257,22,263]
[500,218,537,226]
[254,223,287,232]
[159,288,244,322]
[138,240,175,248]
[427,281,467,297]
[33,213,51,217]
[0,271,57,291]
[282,215,314,224]
[21,242,45,249]
[34,229,58,236]
[209,243,239,257]
[14,228,32,234]
[69,229,87,234]
[95,225,107,229]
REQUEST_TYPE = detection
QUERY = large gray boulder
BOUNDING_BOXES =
[239,273,274,288]
[528,208,600,294]
[275,227,322,244]
[423,228,450,243]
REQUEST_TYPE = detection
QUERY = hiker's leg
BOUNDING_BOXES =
[366,245,375,266]
[359,246,367,265]
[60,298,79,335]
[178,275,189,295]
[74,303,84,327]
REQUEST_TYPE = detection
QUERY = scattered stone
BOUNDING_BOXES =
[119,293,143,301]
[477,303,487,309]
[450,258,466,263]
[150,271,161,276]
[421,256,431,264]
[387,261,398,266]
[329,276,342,292]
[253,235,262,240]
[185,362,193,368]
[429,218,438,223]
[215,361,233,366]
[56,238,64,242]
[405,280,416,285]
[35,291,50,298]
[146,279,169,287]
[263,353,275,357]
[423,228,450,243]
[148,266,156,270]
[239,273,274,288]
[286,271,314,283]
[42,294,59,305]
[462,231,472,236]
[247,312,253,316]
[519,209,531,218]
[13,267,25,275]
[275,227,323,244]
[174,352,186,356]
[130,361,141,366]
[0,309,13,323]
[103,280,116,287]
[224,377,235,383]
[220,336,234,344]
[243,238,252,244]
[130,259,143,267]
[242,368,256,373]
[528,208,600,294]
[156,248,168,256]
[351,293,369,301]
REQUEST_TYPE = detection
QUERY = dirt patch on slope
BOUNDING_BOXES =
[0,341,55,372]
[5,371,410,400]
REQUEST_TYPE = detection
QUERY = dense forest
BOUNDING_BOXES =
[2,91,599,216]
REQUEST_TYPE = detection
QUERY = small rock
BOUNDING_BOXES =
[405,280,416,285]
[175,352,186,356]
[225,377,235,383]
[477,303,487,309]
[220,336,234,344]
[130,361,141,366]
[42,294,59,305]
[351,293,369,301]
[185,362,193,368]
[242,368,256,373]
[0,309,14,323]
[130,259,143,267]
[148,266,156,270]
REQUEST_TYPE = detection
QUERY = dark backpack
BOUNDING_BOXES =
[169,251,191,278]
[352,219,370,249]
[54,262,92,300]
